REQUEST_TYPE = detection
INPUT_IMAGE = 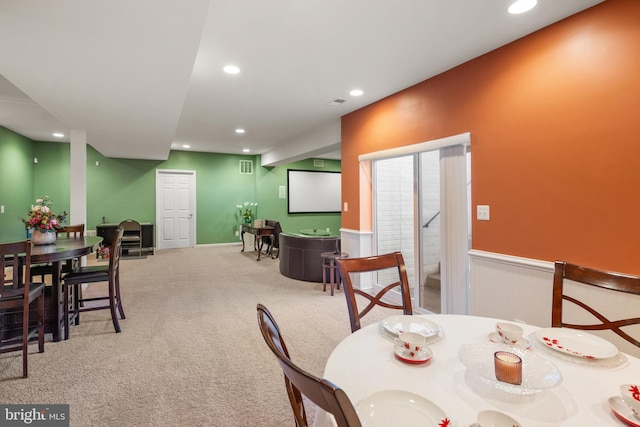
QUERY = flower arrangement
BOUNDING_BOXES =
[21,196,67,232]
[236,201,258,223]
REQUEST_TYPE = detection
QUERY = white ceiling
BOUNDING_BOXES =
[0,0,603,164]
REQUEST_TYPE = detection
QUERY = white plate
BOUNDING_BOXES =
[609,396,640,427]
[380,315,441,338]
[357,390,452,427]
[488,332,531,349]
[533,328,618,359]
[393,343,433,364]
[459,342,562,395]
[477,409,522,427]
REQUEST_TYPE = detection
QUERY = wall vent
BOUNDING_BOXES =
[239,160,253,174]
[313,159,325,167]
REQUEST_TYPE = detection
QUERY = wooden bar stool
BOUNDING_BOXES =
[321,251,348,296]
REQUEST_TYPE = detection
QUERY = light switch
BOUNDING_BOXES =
[477,205,490,221]
[343,202,348,212]
[0,205,4,214]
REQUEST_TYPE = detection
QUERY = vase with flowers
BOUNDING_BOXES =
[21,196,67,245]
[236,201,258,224]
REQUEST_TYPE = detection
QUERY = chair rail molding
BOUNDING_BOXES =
[469,249,555,327]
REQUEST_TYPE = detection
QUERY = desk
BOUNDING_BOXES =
[313,314,640,427]
[31,236,103,341]
[241,224,275,261]
[300,229,331,236]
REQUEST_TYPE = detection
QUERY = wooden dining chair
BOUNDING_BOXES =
[61,228,125,339]
[30,224,85,282]
[552,261,640,351]
[0,240,45,378]
[336,251,413,333]
[256,304,362,427]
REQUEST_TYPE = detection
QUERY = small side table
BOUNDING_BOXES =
[321,252,348,296]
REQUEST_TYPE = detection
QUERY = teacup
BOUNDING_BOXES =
[495,322,523,344]
[398,332,426,354]
[620,384,640,417]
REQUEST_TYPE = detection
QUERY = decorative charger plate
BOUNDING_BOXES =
[379,315,443,344]
[533,328,619,359]
[357,390,452,427]
[459,342,562,395]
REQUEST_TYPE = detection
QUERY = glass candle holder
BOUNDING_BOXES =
[494,351,522,385]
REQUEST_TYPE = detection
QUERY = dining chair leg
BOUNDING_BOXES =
[108,278,121,333]
[73,284,81,325]
[38,293,45,352]
[22,302,29,378]
[63,284,71,340]
[115,273,125,319]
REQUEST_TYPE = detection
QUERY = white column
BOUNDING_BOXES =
[69,130,87,227]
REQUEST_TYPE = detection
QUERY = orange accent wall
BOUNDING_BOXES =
[341,0,640,275]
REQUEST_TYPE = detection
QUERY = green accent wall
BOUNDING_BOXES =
[0,127,35,241]
[0,125,341,244]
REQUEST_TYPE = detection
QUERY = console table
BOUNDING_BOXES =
[96,223,155,255]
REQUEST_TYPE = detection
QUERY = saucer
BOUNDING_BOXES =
[489,332,531,348]
[477,409,522,427]
[609,396,640,427]
[393,343,433,364]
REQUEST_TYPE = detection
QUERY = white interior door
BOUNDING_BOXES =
[155,169,195,249]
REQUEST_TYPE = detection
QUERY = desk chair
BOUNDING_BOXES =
[30,224,85,282]
[0,240,45,378]
[336,251,412,333]
[256,304,362,427]
[552,261,640,352]
[61,228,125,339]
[260,220,282,258]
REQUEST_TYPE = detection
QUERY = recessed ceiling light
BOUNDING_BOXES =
[182,144,191,149]
[242,148,250,153]
[53,132,64,138]
[349,89,364,97]
[235,128,245,134]
[223,65,240,74]
[508,0,537,14]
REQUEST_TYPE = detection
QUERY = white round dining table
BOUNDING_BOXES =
[312,314,640,427]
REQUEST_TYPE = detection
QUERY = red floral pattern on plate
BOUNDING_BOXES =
[541,336,595,358]
[630,385,640,401]
[438,418,450,427]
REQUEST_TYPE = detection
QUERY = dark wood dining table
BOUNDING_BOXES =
[29,236,103,341]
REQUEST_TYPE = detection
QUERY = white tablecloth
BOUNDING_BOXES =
[312,314,640,426]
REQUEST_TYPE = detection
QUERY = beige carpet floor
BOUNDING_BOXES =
[0,244,395,426]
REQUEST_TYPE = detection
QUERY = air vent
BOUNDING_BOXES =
[239,160,253,174]
[313,159,325,167]
[329,99,346,105]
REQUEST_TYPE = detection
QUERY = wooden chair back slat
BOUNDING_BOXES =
[336,251,413,333]
[552,261,640,349]
[256,304,362,427]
